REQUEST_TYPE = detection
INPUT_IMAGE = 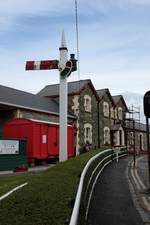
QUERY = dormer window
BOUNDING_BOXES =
[118,107,123,120]
[84,95,91,112]
[103,102,109,117]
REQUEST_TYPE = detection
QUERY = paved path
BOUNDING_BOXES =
[0,164,54,177]
[87,156,145,225]
[130,155,150,222]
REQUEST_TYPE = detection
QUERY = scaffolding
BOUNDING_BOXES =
[125,105,140,167]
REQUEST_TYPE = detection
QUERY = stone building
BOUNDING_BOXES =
[96,90,128,148]
[38,79,100,154]
[97,88,115,147]
[125,121,148,154]
[112,95,129,147]
[0,79,148,154]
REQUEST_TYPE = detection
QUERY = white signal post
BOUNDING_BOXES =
[25,31,77,163]
[58,31,68,162]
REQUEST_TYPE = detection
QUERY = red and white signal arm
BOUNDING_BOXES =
[26,60,59,70]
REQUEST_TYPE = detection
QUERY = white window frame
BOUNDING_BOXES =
[72,95,79,116]
[84,95,91,112]
[130,132,134,145]
[114,108,118,119]
[104,127,110,145]
[110,107,114,119]
[118,107,123,120]
[103,102,109,117]
[84,123,92,144]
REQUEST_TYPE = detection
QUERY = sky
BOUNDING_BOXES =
[0,0,150,96]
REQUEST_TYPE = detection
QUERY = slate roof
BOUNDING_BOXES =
[0,85,60,115]
[125,120,148,132]
[37,79,100,101]
[112,95,128,112]
[112,95,122,105]
[97,88,115,106]
[96,89,108,99]
[37,80,89,97]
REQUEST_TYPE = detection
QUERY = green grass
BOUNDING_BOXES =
[0,148,106,225]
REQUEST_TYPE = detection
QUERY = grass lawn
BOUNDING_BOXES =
[0,148,106,225]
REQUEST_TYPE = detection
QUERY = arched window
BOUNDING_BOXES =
[104,127,110,145]
[103,102,109,117]
[84,95,91,112]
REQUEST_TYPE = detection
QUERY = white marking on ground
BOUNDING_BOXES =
[0,182,28,201]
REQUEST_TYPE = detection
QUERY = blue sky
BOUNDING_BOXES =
[0,0,150,95]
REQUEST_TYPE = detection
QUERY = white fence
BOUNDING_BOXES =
[69,147,127,225]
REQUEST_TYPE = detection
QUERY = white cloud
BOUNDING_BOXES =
[0,0,150,33]
[0,0,71,15]
[0,0,150,98]
[0,0,73,32]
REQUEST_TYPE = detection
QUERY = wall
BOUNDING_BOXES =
[98,95,114,147]
[68,84,98,154]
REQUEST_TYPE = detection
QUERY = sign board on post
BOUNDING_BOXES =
[0,140,19,155]
[144,91,150,188]
[144,91,150,118]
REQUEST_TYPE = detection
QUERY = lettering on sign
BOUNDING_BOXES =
[0,140,19,154]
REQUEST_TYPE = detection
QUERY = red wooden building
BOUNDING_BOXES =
[3,118,75,164]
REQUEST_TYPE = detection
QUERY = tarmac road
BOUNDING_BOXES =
[87,156,144,225]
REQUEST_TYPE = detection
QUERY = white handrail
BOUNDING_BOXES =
[69,149,112,225]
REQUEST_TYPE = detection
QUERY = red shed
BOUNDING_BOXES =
[3,118,75,164]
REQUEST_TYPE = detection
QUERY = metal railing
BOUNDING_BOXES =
[69,147,127,225]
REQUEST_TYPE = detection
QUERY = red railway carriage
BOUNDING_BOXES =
[3,118,75,164]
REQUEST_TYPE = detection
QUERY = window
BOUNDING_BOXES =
[104,127,110,145]
[72,95,79,116]
[118,107,123,120]
[84,123,92,144]
[114,108,118,119]
[84,95,91,112]
[130,132,134,145]
[139,133,144,150]
[103,102,109,117]
[86,127,90,139]
[110,107,114,119]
